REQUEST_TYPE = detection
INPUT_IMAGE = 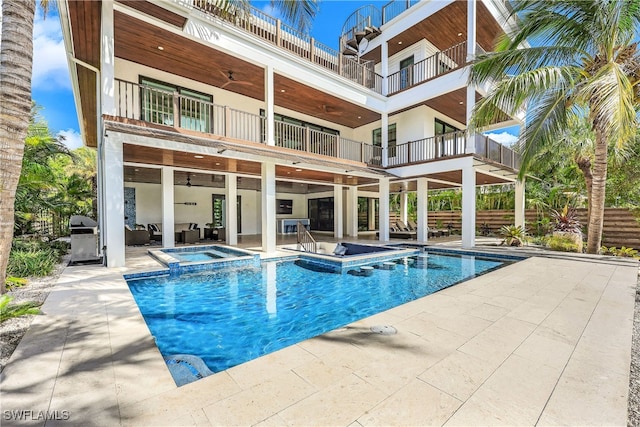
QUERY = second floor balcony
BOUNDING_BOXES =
[113,79,519,171]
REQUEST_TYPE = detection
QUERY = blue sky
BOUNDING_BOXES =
[33,1,518,149]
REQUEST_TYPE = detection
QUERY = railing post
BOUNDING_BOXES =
[305,126,310,152]
[407,141,412,164]
[310,38,315,62]
[360,142,365,163]
[173,92,179,129]
[339,53,343,76]
[276,19,281,46]
[224,106,231,137]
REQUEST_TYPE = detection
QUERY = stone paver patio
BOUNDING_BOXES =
[1,243,637,426]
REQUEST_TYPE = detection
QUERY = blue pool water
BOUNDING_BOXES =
[127,252,507,377]
[174,251,224,262]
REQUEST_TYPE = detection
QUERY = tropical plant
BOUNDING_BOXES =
[0,294,41,323]
[547,234,581,253]
[601,246,640,258]
[470,0,640,254]
[5,276,28,290]
[500,225,526,247]
[550,205,582,234]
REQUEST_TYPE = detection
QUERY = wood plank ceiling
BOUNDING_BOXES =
[122,144,379,187]
[113,11,380,128]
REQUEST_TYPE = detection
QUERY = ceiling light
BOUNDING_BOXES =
[398,41,403,45]
[347,175,353,178]
[215,162,221,166]
[157,46,164,51]
[280,89,286,92]
[459,101,464,105]
[134,168,139,172]
[295,168,302,172]
[194,155,204,159]
[457,32,463,37]
[357,116,362,119]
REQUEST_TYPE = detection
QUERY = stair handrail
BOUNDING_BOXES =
[297,221,317,253]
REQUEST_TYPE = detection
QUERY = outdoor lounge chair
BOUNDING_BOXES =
[125,225,150,245]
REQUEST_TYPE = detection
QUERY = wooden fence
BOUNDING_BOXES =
[390,208,640,249]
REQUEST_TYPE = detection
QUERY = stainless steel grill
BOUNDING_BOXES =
[69,215,101,263]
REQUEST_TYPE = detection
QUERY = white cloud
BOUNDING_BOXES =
[484,131,519,146]
[32,11,70,90]
[58,129,83,149]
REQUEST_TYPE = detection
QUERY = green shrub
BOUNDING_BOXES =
[5,276,28,290]
[0,295,41,323]
[7,247,59,278]
[547,235,581,252]
[601,246,639,258]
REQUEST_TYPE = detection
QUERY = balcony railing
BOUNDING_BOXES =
[388,41,467,95]
[473,134,521,169]
[387,130,520,169]
[382,0,420,24]
[192,0,383,94]
[114,79,382,166]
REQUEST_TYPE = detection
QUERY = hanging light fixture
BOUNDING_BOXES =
[186,174,192,187]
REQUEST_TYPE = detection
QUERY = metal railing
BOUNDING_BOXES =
[114,79,382,166]
[388,131,467,167]
[297,221,316,253]
[191,0,383,94]
[473,134,521,169]
[382,0,420,24]
[388,42,467,95]
[387,130,520,169]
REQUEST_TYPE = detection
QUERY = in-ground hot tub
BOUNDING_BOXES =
[148,245,260,273]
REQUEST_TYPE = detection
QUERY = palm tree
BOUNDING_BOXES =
[470,0,640,254]
[0,0,38,294]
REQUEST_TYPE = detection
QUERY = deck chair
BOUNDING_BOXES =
[407,219,418,231]
[396,220,411,232]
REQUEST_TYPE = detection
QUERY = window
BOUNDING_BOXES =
[435,118,459,135]
[435,118,461,156]
[399,55,414,89]
[373,123,397,157]
[140,77,212,132]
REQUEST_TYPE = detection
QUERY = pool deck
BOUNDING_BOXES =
[1,240,638,426]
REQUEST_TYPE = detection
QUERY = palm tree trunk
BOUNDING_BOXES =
[0,0,36,293]
[575,155,593,227]
[586,130,608,254]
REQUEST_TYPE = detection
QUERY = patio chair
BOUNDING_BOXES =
[125,225,150,245]
[396,220,411,232]
[407,219,418,231]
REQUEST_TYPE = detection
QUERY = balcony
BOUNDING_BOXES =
[113,79,383,166]
[191,0,383,94]
[387,41,467,95]
[387,130,520,169]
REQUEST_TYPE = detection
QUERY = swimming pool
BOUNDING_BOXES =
[127,252,510,384]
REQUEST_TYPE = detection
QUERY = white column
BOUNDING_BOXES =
[378,178,390,241]
[265,65,275,146]
[381,40,389,96]
[368,197,376,230]
[399,191,408,224]
[334,185,344,239]
[466,0,477,154]
[346,186,358,237]
[381,112,389,167]
[416,178,429,242]
[462,166,476,248]
[261,161,276,252]
[515,179,525,228]
[103,135,124,267]
[226,174,238,245]
[101,0,115,115]
[161,167,175,248]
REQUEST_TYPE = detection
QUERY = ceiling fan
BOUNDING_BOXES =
[219,70,253,89]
